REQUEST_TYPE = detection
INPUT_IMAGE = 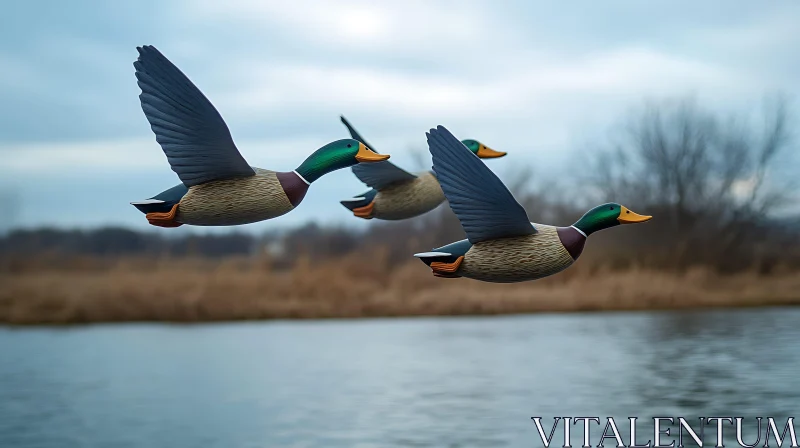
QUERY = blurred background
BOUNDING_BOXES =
[1,1,799,447]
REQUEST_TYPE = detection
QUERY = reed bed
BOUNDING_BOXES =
[2,253,799,325]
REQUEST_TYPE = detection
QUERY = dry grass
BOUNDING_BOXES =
[2,253,800,325]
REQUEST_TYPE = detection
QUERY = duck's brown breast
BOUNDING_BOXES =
[276,171,309,207]
[556,226,587,260]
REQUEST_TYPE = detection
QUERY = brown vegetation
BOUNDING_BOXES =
[2,253,800,325]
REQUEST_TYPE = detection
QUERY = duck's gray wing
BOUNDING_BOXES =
[340,115,417,189]
[426,125,536,244]
[134,45,255,187]
[351,161,417,190]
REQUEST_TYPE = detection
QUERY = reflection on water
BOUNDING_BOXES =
[0,307,797,448]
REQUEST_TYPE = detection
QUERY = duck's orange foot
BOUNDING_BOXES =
[430,255,464,277]
[352,201,374,219]
[146,203,183,228]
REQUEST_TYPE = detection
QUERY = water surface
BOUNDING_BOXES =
[0,307,797,447]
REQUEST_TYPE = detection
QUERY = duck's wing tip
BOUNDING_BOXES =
[413,251,452,258]
[130,199,165,205]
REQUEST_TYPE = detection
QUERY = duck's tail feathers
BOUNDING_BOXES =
[131,199,175,214]
[339,189,377,211]
[414,251,454,267]
[131,183,188,214]
[414,238,473,267]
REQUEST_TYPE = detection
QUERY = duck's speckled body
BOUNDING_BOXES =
[415,126,652,283]
[417,224,587,283]
[128,46,387,228]
[338,116,505,220]
[365,171,445,220]
[458,225,577,283]
[173,169,305,226]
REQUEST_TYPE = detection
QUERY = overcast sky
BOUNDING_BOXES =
[1,0,798,234]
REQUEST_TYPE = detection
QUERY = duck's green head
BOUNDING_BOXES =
[461,139,507,159]
[572,203,652,236]
[295,139,388,183]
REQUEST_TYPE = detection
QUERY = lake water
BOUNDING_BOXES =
[0,307,798,448]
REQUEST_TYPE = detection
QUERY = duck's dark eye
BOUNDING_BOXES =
[609,206,614,210]
[347,144,352,148]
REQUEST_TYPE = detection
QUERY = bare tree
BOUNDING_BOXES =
[588,95,796,269]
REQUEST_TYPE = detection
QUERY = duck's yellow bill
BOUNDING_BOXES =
[355,142,390,162]
[476,145,507,159]
[618,205,652,224]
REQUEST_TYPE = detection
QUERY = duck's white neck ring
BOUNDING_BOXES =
[293,170,311,185]
[571,225,587,238]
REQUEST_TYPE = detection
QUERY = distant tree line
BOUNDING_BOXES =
[0,227,259,257]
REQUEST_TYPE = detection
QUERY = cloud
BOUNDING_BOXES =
[190,0,490,53]
[219,64,476,118]
[212,45,744,133]
[1,139,164,173]
[692,10,799,51]
[0,36,149,144]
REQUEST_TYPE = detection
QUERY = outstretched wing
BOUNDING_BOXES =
[426,125,536,243]
[340,115,416,189]
[134,45,255,187]
[351,161,417,190]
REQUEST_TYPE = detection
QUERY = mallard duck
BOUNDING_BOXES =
[129,46,388,228]
[338,116,506,220]
[414,126,652,283]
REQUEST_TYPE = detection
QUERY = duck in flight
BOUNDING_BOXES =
[129,46,388,228]
[338,115,506,220]
[414,126,652,283]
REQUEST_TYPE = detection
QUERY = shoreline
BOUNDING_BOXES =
[1,301,798,327]
[3,257,799,325]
